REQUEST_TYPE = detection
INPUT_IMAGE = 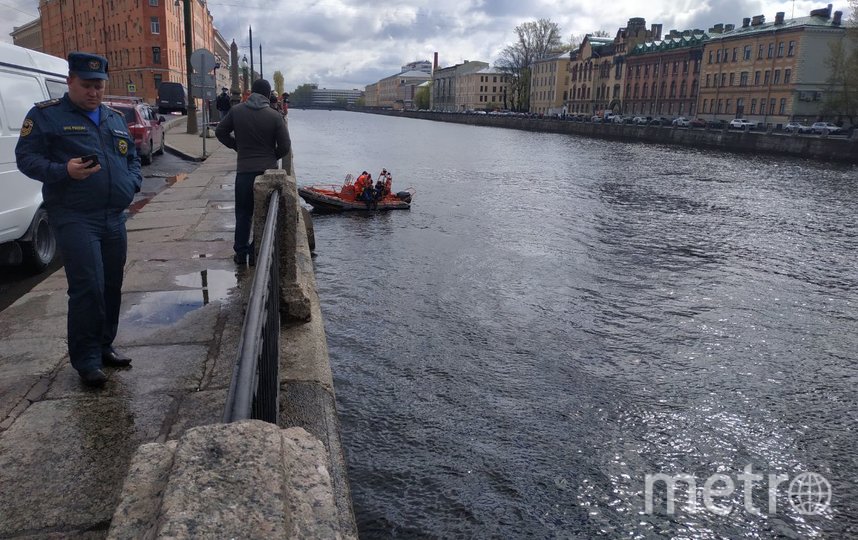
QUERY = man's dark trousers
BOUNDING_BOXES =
[234,171,262,258]
[52,210,127,373]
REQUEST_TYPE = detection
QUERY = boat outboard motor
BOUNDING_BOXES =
[396,191,412,203]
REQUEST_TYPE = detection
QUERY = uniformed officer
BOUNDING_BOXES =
[16,52,142,387]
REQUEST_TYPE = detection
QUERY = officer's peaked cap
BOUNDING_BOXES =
[68,52,109,80]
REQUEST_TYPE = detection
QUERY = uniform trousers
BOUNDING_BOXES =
[51,210,127,373]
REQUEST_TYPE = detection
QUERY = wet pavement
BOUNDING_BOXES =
[0,125,245,537]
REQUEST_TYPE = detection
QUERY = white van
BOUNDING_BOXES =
[0,42,68,271]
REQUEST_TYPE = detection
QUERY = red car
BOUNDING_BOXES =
[103,97,166,165]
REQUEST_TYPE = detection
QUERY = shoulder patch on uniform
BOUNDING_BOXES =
[35,98,61,109]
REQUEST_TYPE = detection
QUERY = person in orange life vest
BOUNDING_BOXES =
[354,171,369,196]
[360,173,374,202]
[383,171,392,197]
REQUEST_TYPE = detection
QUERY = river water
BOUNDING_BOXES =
[288,110,858,539]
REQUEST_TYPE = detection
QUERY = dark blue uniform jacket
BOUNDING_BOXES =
[15,94,142,223]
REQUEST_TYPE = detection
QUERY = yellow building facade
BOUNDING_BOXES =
[697,6,851,125]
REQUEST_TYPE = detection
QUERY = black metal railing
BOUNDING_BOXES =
[224,191,281,423]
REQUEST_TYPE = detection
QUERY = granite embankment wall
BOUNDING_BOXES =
[364,109,858,164]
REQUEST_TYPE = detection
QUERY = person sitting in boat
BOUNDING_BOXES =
[373,178,385,201]
[383,172,392,197]
[354,171,369,197]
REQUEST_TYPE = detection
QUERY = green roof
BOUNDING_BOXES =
[629,32,710,56]
[711,14,852,41]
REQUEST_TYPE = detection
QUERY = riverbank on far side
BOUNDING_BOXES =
[358,109,858,165]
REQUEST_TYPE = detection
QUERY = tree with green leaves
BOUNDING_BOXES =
[414,85,430,109]
[495,19,564,111]
[273,71,285,95]
[290,84,316,107]
[822,2,858,125]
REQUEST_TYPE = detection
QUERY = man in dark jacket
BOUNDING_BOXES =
[215,78,291,264]
[215,87,231,120]
[16,52,142,387]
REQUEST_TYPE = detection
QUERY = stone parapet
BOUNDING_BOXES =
[107,421,352,539]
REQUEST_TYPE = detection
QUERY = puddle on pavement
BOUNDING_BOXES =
[122,269,238,327]
[211,203,235,210]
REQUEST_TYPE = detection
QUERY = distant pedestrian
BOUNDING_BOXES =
[215,87,231,121]
[215,78,291,265]
[15,52,141,387]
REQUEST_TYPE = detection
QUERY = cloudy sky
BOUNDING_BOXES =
[0,0,849,90]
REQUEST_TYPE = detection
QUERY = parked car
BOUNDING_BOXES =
[591,115,604,123]
[0,42,69,272]
[690,118,707,128]
[649,116,671,126]
[707,119,728,129]
[157,82,188,115]
[672,117,691,127]
[729,118,758,130]
[611,115,626,124]
[783,121,812,134]
[810,122,843,135]
[104,99,166,165]
[632,116,652,125]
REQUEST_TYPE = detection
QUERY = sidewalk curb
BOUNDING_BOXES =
[164,143,204,162]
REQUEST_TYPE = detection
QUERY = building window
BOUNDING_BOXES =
[717,99,723,113]
[732,47,738,62]
[744,45,752,60]
[740,72,748,86]
[729,73,735,86]
[777,42,784,57]
[784,69,791,84]
[779,98,787,114]
[716,49,722,63]
[726,99,732,113]
[637,65,642,78]
[654,63,659,76]
[750,98,757,114]
[706,74,711,87]
[737,97,744,115]
[149,0,157,5]
[773,69,781,84]
[754,71,761,85]
[152,46,161,64]
[769,99,776,115]
[788,40,796,56]
[758,44,764,59]
[767,42,774,58]
[708,50,713,64]
[150,17,160,34]
[764,70,770,84]
[703,98,708,113]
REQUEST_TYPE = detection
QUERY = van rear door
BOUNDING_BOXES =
[0,69,48,245]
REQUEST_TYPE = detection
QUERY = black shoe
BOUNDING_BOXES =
[248,249,256,267]
[233,253,247,265]
[80,369,108,387]
[102,348,132,367]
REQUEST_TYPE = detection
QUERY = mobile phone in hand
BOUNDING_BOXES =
[81,154,100,169]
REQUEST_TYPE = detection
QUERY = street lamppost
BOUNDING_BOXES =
[241,55,249,93]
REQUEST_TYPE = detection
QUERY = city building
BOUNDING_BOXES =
[213,29,230,93]
[529,51,570,115]
[697,5,853,126]
[401,60,432,75]
[376,69,430,109]
[364,83,378,107]
[624,29,708,118]
[37,0,215,102]
[567,18,663,116]
[311,87,364,107]
[456,67,510,111]
[10,18,43,52]
[430,60,489,111]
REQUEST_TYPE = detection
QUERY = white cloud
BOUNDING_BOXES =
[0,0,850,90]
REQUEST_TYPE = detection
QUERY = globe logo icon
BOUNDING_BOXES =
[788,472,832,515]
